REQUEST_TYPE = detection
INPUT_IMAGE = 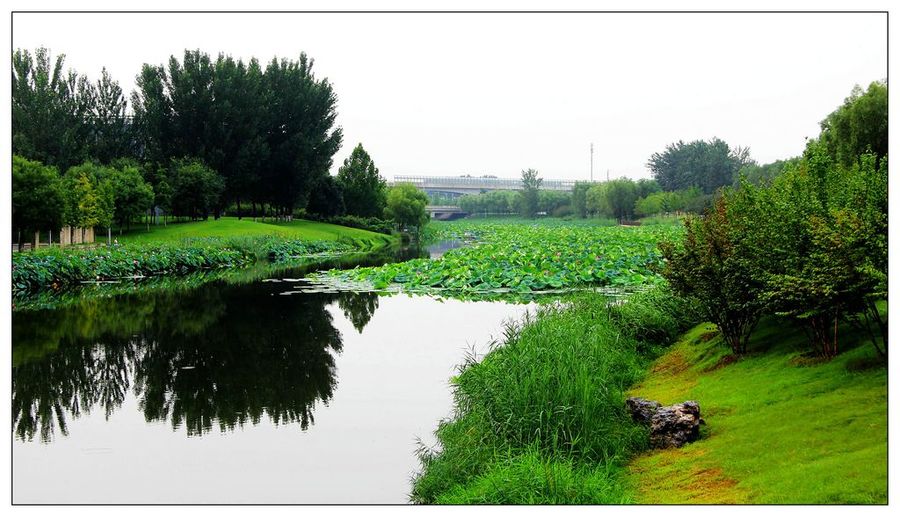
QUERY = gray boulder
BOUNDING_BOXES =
[625,397,702,448]
[625,397,661,424]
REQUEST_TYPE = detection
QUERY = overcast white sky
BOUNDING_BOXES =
[12,12,887,181]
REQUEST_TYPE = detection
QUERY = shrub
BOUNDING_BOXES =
[738,148,887,358]
[659,193,766,354]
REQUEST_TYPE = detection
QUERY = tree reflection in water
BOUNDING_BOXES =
[12,279,381,442]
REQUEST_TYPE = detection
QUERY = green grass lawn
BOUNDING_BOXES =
[625,314,887,504]
[118,217,394,248]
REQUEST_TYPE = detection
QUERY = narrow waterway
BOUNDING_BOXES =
[12,243,534,503]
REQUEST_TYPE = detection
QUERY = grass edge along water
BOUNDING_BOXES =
[410,286,702,504]
[13,219,396,297]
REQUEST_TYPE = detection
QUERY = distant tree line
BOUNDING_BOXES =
[12,47,419,246]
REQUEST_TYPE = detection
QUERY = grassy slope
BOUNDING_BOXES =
[625,316,887,504]
[118,217,394,248]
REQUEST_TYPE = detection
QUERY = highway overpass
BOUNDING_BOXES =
[392,175,577,198]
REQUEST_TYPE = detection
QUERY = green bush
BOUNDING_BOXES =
[659,193,766,354]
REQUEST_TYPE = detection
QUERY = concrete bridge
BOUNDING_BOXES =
[425,205,468,221]
[392,175,577,198]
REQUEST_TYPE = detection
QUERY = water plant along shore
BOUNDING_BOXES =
[13,218,395,296]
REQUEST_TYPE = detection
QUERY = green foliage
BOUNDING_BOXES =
[116,216,394,248]
[657,83,888,359]
[459,189,573,218]
[63,165,112,232]
[604,178,639,221]
[106,164,154,229]
[648,138,751,193]
[634,187,707,217]
[458,190,520,215]
[736,157,799,186]
[519,168,542,218]
[635,178,661,198]
[735,146,887,357]
[306,174,346,218]
[315,220,679,294]
[571,181,591,218]
[308,215,393,235]
[12,241,253,295]
[90,68,132,162]
[585,178,656,221]
[538,189,572,215]
[337,143,387,218]
[384,183,429,233]
[130,49,341,214]
[12,236,355,296]
[411,289,702,503]
[12,155,66,243]
[12,48,96,171]
[165,158,225,220]
[816,80,887,169]
[659,194,765,354]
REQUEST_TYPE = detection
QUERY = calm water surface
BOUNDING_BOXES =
[12,245,533,503]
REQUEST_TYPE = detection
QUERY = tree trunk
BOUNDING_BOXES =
[17,229,22,252]
[237,199,242,220]
[108,227,112,246]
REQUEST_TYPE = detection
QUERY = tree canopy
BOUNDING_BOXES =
[131,49,342,215]
[12,155,65,248]
[648,138,751,193]
[337,144,387,218]
[384,183,429,233]
[520,168,542,218]
[816,80,887,169]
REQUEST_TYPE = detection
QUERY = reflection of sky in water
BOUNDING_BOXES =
[12,273,533,503]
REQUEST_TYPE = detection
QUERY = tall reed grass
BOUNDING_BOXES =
[410,286,699,503]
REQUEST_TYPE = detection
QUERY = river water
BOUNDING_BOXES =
[12,244,533,503]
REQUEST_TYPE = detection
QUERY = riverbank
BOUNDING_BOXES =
[410,287,701,503]
[12,218,396,297]
[411,289,887,504]
[625,314,887,504]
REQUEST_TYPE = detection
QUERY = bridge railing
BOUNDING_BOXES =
[393,175,576,191]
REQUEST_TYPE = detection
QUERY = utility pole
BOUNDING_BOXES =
[590,142,594,182]
[606,169,610,182]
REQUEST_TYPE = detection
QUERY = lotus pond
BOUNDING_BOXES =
[313,220,682,294]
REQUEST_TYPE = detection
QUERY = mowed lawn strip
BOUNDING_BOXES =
[625,314,887,504]
[118,217,394,248]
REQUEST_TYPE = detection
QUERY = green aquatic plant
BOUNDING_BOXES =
[315,221,681,294]
[12,236,359,296]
